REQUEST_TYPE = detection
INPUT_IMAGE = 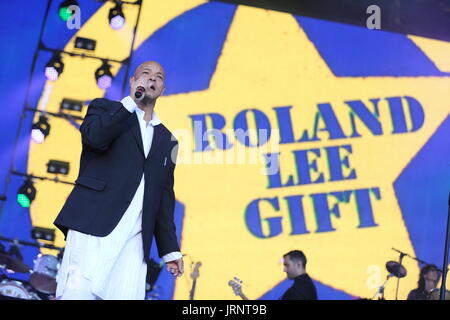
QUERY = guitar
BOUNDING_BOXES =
[228,277,249,300]
[189,262,202,300]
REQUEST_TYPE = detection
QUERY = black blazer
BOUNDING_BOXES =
[54,98,180,263]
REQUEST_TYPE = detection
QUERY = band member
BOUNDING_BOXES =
[54,61,183,300]
[407,264,440,300]
[281,250,317,300]
[229,250,318,300]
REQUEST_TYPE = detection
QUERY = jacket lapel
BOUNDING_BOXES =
[127,112,145,158]
[147,124,163,159]
[127,112,164,159]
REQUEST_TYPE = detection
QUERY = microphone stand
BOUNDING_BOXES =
[372,274,393,300]
[394,252,406,300]
[440,192,450,300]
[392,247,446,273]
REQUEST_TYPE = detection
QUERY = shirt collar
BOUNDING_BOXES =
[294,273,308,281]
[133,101,161,126]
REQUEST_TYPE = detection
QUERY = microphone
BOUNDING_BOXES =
[135,86,146,100]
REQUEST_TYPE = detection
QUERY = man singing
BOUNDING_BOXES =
[54,61,183,300]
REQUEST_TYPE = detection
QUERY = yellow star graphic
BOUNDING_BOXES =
[154,6,450,299]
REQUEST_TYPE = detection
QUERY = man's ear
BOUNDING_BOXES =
[129,76,134,87]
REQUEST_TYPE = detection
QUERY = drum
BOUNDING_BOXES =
[427,288,450,300]
[0,280,33,300]
[29,254,60,294]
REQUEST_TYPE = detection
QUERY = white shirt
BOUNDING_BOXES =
[56,97,181,300]
[120,96,182,263]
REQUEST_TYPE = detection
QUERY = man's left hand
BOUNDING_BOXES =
[166,258,184,277]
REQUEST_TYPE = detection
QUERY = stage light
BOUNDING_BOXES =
[47,160,70,175]
[45,53,64,81]
[31,227,56,242]
[17,178,36,208]
[58,0,79,22]
[74,37,96,51]
[109,2,125,30]
[95,61,113,90]
[60,98,84,112]
[31,115,51,144]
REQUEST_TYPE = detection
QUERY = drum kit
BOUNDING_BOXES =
[0,237,63,300]
[371,260,408,300]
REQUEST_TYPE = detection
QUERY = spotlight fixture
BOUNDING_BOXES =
[47,160,70,175]
[31,115,51,144]
[31,227,56,242]
[58,0,79,22]
[109,2,125,30]
[95,61,113,90]
[60,98,84,112]
[17,178,36,208]
[74,37,96,51]
[45,52,64,81]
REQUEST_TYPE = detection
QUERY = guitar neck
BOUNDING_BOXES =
[239,292,249,300]
[189,279,197,300]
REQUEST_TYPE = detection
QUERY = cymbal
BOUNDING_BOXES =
[0,253,31,273]
[386,261,407,278]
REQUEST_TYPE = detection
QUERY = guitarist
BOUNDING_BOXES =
[229,250,317,300]
[281,250,317,300]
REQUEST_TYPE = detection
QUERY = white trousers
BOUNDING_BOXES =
[56,227,147,300]
[56,175,149,300]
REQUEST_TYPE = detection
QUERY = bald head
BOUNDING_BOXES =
[133,61,165,78]
[130,61,165,101]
